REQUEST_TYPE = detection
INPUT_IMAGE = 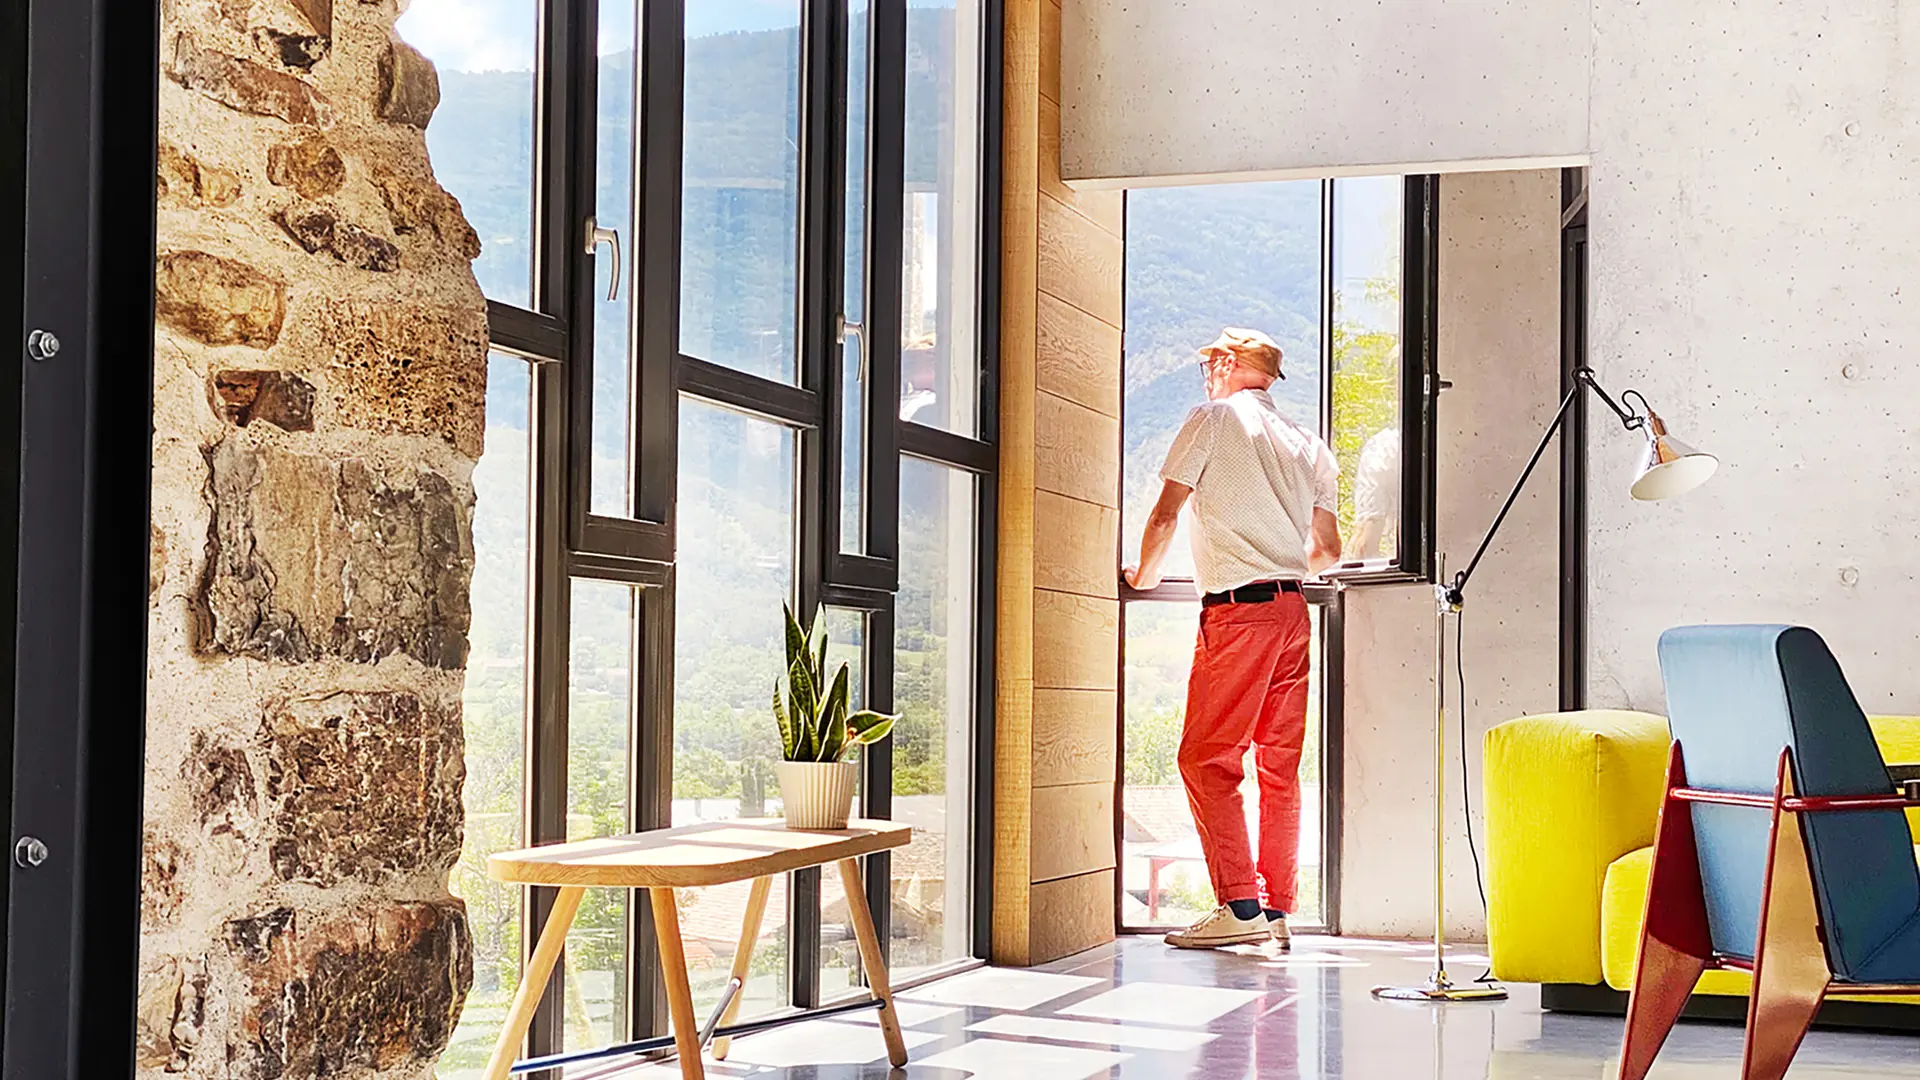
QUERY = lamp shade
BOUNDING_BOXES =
[1629,412,1717,501]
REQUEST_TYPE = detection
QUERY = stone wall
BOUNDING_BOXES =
[141,0,485,1076]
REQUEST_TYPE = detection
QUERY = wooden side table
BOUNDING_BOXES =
[482,818,913,1080]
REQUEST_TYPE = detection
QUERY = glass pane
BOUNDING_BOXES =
[567,580,636,1047]
[441,354,532,1080]
[818,608,867,1000]
[680,3,803,382]
[398,0,536,307]
[1122,182,1324,582]
[1331,176,1405,567]
[901,0,983,434]
[893,458,977,980]
[590,4,639,517]
[675,400,796,1020]
[1119,602,1325,929]
[840,0,872,553]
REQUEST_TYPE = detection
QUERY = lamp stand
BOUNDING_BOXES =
[1371,555,1508,1003]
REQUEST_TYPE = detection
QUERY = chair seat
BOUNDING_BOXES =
[1601,843,1920,1000]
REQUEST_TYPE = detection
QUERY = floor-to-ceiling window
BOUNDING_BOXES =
[405,0,999,1072]
[1117,176,1437,934]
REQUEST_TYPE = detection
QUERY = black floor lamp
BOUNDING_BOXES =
[1372,365,1718,1002]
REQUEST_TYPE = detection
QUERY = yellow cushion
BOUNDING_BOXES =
[1483,711,1671,985]
[1600,843,1920,1004]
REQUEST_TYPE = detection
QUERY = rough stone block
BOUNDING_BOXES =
[136,955,207,1073]
[371,165,482,261]
[274,206,401,272]
[224,901,471,1079]
[168,35,329,126]
[266,135,345,199]
[254,27,330,71]
[210,369,316,431]
[198,439,474,669]
[142,828,185,929]
[262,691,464,886]
[290,0,332,37]
[158,142,242,207]
[155,251,287,348]
[314,299,487,456]
[377,41,440,128]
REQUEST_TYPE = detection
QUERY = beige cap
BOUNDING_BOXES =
[1200,327,1285,379]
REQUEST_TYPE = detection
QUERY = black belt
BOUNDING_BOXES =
[1201,580,1302,607]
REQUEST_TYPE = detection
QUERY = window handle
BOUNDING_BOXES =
[837,314,867,383]
[584,216,621,301]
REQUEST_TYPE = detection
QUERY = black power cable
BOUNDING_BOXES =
[1456,607,1497,984]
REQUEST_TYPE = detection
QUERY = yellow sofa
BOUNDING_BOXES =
[1483,709,1920,1022]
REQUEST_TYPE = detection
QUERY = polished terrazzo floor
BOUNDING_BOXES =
[606,936,1920,1078]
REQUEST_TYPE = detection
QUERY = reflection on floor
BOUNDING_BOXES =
[603,936,1920,1078]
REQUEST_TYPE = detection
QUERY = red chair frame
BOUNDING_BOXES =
[1619,744,1920,1080]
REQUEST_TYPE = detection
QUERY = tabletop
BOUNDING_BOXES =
[487,818,913,889]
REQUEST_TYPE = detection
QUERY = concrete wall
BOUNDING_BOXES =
[1341,169,1563,939]
[1584,3,1920,714]
[1059,0,1591,186]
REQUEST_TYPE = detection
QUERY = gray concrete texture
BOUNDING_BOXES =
[1058,0,1592,185]
[1341,170,1563,939]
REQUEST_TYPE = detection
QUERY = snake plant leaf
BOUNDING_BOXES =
[783,604,809,669]
[820,663,851,762]
[844,710,896,754]
[773,682,797,760]
[787,654,819,759]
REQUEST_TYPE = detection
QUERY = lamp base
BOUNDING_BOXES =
[1371,983,1509,1003]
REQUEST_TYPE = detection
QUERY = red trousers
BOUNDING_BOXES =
[1178,594,1312,913]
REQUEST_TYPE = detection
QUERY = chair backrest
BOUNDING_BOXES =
[1658,624,1919,980]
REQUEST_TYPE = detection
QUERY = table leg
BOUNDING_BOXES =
[649,886,707,1080]
[711,874,773,1061]
[483,885,585,1080]
[836,858,909,1069]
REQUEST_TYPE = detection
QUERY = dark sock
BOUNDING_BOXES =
[1226,899,1262,920]
[1264,909,1287,922]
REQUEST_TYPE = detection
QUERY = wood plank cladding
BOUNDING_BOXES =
[1036,291,1121,419]
[996,0,1123,968]
[1031,782,1116,883]
[1033,590,1119,691]
[1033,491,1117,599]
[1035,390,1119,507]
[1037,194,1123,326]
[1032,688,1119,788]
[1030,869,1117,965]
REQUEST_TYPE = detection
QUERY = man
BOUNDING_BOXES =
[1124,327,1340,951]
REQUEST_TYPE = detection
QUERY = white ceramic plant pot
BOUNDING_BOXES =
[775,760,859,830]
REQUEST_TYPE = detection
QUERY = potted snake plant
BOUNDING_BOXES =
[773,605,898,829]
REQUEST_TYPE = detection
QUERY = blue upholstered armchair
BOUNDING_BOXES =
[1622,625,1920,1080]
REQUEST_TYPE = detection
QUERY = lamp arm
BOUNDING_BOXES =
[1575,367,1646,433]
[1446,380,1584,604]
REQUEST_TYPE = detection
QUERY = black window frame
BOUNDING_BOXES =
[1114,174,1441,935]
[481,0,1003,1056]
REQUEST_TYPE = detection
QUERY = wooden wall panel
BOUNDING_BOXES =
[1033,590,1119,691]
[993,0,1044,969]
[1029,869,1117,965]
[1036,291,1121,418]
[1030,782,1116,882]
[1039,0,1062,106]
[1034,390,1119,507]
[1037,195,1124,325]
[1033,490,1117,599]
[1032,688,1118,788]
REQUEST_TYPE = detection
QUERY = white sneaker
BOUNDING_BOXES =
[1269,915,1291,951]
[1163,906,1273,950]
